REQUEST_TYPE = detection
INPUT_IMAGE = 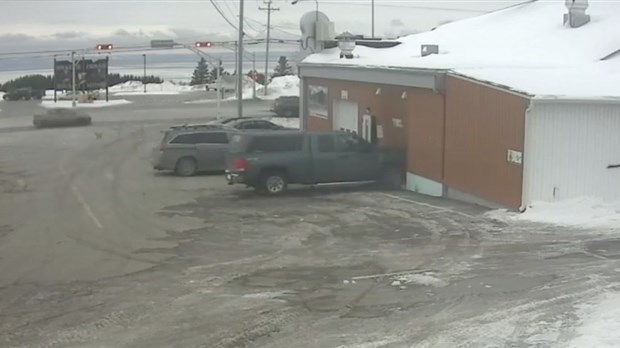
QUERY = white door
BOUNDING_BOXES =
[333,100,359,135]
[361,114,372,142]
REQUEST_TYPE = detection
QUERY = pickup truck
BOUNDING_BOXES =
[225,131,405,194]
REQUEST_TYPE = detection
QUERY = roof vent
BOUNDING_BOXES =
[564,0,590,28]
[336,32,357,59]
[421,44,439,57]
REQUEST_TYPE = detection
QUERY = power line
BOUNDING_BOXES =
[209,0,240,32]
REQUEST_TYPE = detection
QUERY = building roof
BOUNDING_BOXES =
[303,0,620,100]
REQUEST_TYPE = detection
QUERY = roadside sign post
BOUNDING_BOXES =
[105,56,109,102]
[53,57,57,103]
[143,54,147,94]
[71,51,76,107]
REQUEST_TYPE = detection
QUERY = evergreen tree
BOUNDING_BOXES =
[190,58,210,85]
[0,74,53,91]
[272,56,294,79]
[209,66,227,82]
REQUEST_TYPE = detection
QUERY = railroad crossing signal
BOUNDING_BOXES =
[96,44,114,50]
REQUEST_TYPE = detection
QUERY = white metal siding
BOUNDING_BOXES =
[523,102,620,204]
[332,100,359,134]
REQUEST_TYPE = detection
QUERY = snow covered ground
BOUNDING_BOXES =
[107,80,198,96]
[40,99,132,109]
[41,81,200,100]
[570,292,620,348]
[487,197,620,230]
[187,75,299,104]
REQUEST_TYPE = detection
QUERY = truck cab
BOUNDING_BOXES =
[226,131,404,194]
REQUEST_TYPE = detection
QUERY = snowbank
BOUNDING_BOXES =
[40,99,132,109]
[486,197,620,230]
[268,117,299,129]
[570,292,620,348]
[261,75,299,100]
[107,80,196,95]
[391,272,448,288]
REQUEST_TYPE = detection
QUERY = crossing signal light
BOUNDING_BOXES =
[195,41,213,48]
[96,44,113,50]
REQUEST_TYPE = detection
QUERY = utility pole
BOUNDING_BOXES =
[142,54,147,93]
[71,51,76,107]
[216,59,222,119]
[252,52,256,100]
[260,0,279,96]
[371,0,375,38]
[237,0,245,118]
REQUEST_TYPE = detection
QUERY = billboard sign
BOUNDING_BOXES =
[54,58,108,90]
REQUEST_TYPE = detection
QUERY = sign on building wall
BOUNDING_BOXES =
[308,85,328,119]
[507,149,523,165]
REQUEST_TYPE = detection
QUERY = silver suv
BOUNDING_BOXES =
[152,125,238,176]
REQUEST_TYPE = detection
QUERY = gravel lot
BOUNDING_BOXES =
[0,96,619,347]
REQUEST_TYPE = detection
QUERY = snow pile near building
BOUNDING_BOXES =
[569,292,620,348]
[391,272,448,288]
[108,81,196,95]
[268,117,299,129]
[261,75,299,100]
[487,197,620,230]
[229,75,299,100]
[40,99,132,109]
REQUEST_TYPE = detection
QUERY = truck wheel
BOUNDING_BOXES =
[175,157,197,176]
[379,166,403,190]
[259,171,288,195]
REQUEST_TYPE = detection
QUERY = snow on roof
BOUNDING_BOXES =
[454,58,620,100]
[303,0,620,99]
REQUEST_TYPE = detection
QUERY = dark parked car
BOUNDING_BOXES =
[225,131,405,194]
[272,96,299,118]
[3,87,44,101]
[33,109,91,128]
[226,118,286,130]
[209,117,287,131]
[152,125,238,176]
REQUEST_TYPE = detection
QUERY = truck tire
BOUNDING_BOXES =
[378,166,403,190]
[175,157,197,176]
[259,171,288,195]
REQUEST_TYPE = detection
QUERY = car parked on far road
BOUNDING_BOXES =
[226,131,405,194]
[209,117,289,131]
[3,87,44,101]
[272,96,299,118]
[152,125,238,176]
[33,109,91,128]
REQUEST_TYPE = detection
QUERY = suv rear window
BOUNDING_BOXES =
[170,131,229,145]
[248,135,303,153]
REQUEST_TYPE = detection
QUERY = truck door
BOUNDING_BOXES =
[310,134,345,183]
[335,133,380,182]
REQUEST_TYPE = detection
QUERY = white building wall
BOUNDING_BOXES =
[523,101,620,205]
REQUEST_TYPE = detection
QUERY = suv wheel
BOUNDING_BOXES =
[260,171,288,195]
[175,157,197,176]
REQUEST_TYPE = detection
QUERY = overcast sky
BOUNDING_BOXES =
[0,0,523,52]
